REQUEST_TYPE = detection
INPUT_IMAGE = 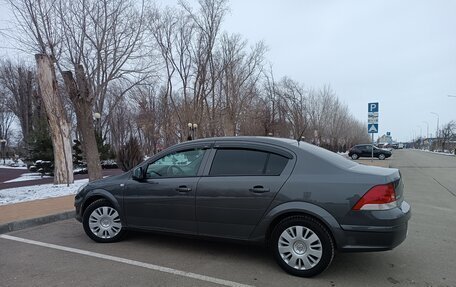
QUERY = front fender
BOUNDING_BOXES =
[249,201,345,246]
[79,189,126,226]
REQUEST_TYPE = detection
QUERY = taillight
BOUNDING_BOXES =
[352,183,397,211]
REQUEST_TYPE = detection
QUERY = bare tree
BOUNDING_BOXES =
[0,92,15,142]
[180,0,228,136]
[106,95,135,153]
[219,33,266,135]
[9,0,148,181]
[0,60,35,146]
[36,54,73,184]
[149,7,185,143]
[277,77,308,139]
[7,0,74,183]
[440,121,456,152]
[131,86,162,155]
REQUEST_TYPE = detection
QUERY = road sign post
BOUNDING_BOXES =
[368,103,379,162]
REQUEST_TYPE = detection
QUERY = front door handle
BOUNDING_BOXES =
[176,186,192,192]
[249,185,270,193]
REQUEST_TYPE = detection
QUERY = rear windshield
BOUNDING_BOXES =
[277,138,358,169]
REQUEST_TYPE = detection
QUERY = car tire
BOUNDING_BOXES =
[351,153,359,160]
[270,215,335,277]
[82,199,126,243]
[378,154,386,160]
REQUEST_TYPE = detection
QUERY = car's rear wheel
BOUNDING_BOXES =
[82,199,126,243]
[378,154,386,160]
[351,153,359,160]
[271,216,334,277]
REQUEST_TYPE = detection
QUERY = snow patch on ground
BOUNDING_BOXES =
[0,165,27,170]
[0,179,88,205]
[4,173,52,183]
[414,149,455,156]
[0,158,28,169]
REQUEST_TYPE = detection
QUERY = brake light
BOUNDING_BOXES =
[352,183,397,211]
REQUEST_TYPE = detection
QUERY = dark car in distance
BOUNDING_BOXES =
[348,144,392,160]
[75,137,410,277]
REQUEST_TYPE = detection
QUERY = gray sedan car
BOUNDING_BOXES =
[75,136,411,277]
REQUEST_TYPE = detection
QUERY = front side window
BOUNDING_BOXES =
[209,149,289,176]
[364,145,372,152]
[146,148,205,178]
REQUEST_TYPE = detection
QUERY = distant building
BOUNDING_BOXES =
[377,134,393,145]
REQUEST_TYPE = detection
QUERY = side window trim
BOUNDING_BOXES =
[262,153,271,174]
[213,142,293,159]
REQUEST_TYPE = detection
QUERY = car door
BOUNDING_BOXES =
[196,142,295,240]
[123,144,211,234]
[372,146,382,157]
[362,145,372,157]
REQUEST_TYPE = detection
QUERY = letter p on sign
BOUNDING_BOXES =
[368,102,379,113]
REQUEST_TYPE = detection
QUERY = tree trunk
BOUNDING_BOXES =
[62,66,102,181]
[35,54,74,184]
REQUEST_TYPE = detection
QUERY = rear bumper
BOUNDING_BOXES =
[337,222,408,252]
[336,201,411,252]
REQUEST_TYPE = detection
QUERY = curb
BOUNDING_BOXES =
[0,211,75,234]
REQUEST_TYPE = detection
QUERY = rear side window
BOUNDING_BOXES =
[209,149,288,176]
[265,153,289,175]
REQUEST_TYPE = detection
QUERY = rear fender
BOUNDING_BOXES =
[249,201,345,247]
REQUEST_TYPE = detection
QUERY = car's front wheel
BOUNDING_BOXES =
[378,154,386,160]
[351,153,359,160]
[271,216,334,277]
[82,199,126,243]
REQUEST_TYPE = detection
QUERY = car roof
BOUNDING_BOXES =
[179,136,357,169]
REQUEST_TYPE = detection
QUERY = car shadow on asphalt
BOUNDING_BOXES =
[122,230,398,280]
[125,230,273,263]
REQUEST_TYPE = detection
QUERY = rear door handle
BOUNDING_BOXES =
[249,186,270,193]
[176,186,192,192]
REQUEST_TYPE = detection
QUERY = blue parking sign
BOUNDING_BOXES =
[368,102,379,113]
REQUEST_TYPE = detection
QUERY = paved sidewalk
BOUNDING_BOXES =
[0,195,74,225]
[0,195,75,234]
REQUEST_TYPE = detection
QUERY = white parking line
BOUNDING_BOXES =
[0,234,255,287]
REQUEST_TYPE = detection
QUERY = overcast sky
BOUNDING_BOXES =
[222,0,456,142]
[1,0,455,142]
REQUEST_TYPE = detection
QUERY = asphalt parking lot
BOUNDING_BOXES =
[1,149,455,287]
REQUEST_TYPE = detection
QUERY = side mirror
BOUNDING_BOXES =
[132,167,144,181]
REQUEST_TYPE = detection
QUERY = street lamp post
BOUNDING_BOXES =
[0,139,7,165]
[416,125,422,139]
[430,112,439,138]
[187,123,198,140]
[422,121,429,139]
[422,121,429,149]
[430,112,440,151]
[416,125,423,148]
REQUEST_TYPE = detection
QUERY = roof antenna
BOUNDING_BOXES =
[296,130,306,146]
